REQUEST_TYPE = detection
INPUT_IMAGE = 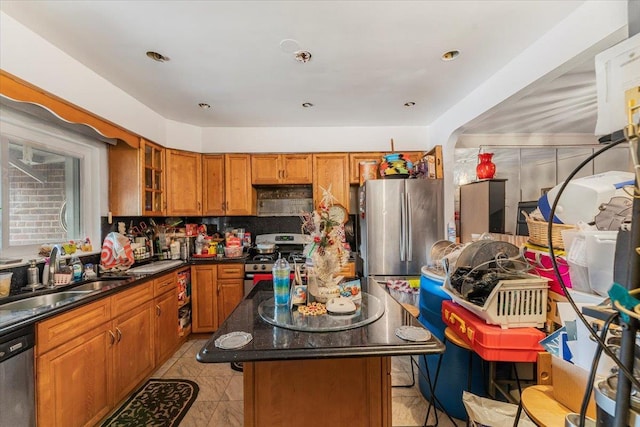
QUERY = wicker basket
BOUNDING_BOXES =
[523,211,575,249]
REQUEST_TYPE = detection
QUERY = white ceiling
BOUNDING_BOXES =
[0,1,606,132]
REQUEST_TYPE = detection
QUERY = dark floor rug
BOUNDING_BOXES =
[101,379,199,427]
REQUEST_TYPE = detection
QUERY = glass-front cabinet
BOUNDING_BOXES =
[141,139,165,215]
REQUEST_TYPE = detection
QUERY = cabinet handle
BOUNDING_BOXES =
[116,327,122,343]
[108,330,116,345]
[198,201,201,211]
[156,305,161,316]
[217,285,221,294]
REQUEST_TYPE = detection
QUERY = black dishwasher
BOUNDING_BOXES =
[0,324,35,427]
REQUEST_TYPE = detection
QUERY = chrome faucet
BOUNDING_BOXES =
[48,244,62,288]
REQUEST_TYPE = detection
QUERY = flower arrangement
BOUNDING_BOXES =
[300,186,350,301]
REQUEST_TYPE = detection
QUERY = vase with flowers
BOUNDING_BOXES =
[300,186,350,303]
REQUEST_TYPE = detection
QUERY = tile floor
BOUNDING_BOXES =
[149,337,465,426]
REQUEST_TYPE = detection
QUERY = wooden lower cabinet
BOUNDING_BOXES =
[155,288,180,364]
[244,356,391,427]
[192,265,218,332]
[112,300,155,402]
[36,274,181,427]
[217,279,244,323]
[37,322,113,427]
[192,264,244,332]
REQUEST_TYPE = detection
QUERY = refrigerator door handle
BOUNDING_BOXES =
[400,192,406,261]
[406,192,412,261]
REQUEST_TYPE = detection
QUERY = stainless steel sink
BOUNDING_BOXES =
[71,280,124,292]
[0,291,91,311]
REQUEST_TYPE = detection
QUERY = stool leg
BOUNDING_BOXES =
[465,350,473,427]
[420,343,458,427]
[392,355,416,388]
[423,353,440,427]
[512,400,523,427]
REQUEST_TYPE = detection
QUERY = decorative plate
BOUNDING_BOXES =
[395,325,431,342]
[214,331,253,349]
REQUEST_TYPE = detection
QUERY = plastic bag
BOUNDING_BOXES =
[463,391,536,427]
[100,232,134,272]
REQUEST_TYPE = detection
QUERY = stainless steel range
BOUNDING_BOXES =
[243,233,309,295]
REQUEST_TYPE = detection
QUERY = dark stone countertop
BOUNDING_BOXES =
[0,255,248,337]
[197,279,444,363]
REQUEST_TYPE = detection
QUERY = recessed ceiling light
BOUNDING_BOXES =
[294,50,312,63]
[302,102,314,108]
[198,103,211,109]
[404,102,416,107]
[146,51,170,62]
[441,50,460,61]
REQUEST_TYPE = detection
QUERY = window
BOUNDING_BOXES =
[0,104,105,259]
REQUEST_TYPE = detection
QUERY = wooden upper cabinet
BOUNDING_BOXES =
[252,154,312,184]
[251,154,280,184]
[166,149,202,216]
[141,139,166,216]
[202,155,225,216]
[282,154,313,183]
[312,153,350,212]
[109,138,166,216]
[348,152,384,184]
[225,154,255,216]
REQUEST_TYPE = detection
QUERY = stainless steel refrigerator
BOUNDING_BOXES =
[359,179,444,277]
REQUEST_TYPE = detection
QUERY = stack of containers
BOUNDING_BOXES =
[561,230,619,296]
[417,266,486,421]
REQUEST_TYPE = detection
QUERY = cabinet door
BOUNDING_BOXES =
[155,289,180,365]
[108,142,142,216]
[166,149,202,216]
[191,265,218,332]
[349,152,383,184]
[113,301,155,402]
[225,154,255,216]
[282,154,313,184]
[37,323,113,427]
[203,154,226,215]
[141,138,166,216]
[313,153,350,212]
[337,261,356,278]
[251,154,281,184]
[218,279,244,324]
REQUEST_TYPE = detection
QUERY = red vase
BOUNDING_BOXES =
[476,153,496,180]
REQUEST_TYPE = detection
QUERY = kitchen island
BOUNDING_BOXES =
[197,278,444,427]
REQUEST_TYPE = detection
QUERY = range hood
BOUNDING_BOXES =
[256,186,313,217]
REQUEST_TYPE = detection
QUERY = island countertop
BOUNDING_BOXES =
[197,278,444,363]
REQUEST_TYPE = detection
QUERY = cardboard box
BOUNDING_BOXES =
[551,356,597,418]
[547,290,567,326]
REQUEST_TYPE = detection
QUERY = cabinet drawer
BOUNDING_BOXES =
[37,298,111,355]
[154,272,176,296]
[217,263,244,279]
[111,281,154,318]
